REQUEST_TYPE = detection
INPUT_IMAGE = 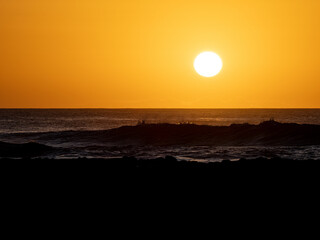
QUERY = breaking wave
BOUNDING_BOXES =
[3,120,320,147]
[1,120,320,160]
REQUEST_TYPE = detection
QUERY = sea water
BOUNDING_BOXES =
[0,109,319,161]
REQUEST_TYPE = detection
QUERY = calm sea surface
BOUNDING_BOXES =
[0,109,319,161]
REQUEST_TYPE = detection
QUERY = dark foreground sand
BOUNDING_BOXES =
[2,156,320,216]
[2,156,320,176]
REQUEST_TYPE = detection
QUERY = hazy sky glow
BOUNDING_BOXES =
[0,0,319,108]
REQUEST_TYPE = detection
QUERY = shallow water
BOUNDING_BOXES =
[48,145,320,162]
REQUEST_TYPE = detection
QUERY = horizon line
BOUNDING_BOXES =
[1,107,320,110]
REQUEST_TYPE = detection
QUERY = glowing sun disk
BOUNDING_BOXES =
[194,52,223,77]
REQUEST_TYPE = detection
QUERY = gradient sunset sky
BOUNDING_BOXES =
[1,0,319,108]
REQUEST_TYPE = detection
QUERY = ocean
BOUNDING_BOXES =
[0,109,320,161]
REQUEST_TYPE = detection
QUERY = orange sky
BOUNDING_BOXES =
[0,0,319,108]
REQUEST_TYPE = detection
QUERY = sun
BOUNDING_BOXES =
[194,52,223,77]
